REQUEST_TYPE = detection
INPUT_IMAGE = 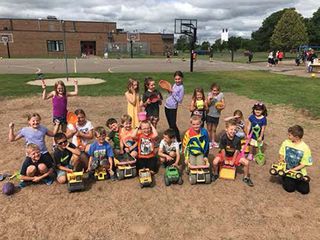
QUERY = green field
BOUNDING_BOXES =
[1,71,319,117]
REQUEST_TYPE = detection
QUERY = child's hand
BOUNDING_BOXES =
[73,79,78,85]
[258,136,263,142]
[9,122,14,128]
[66,168,73,173]
[166,155,173,161]
[41,80,46,89]
[54,119,60,126]
[32,176,42,182]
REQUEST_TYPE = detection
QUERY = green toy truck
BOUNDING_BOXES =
[164,166,183,186]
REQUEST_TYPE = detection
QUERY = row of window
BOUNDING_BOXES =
[47,40,64,52]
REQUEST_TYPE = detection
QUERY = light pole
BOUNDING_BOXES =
[61,20,69,81]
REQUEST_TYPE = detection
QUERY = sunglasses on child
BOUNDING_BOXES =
[254,102,264,107]
[58,140,68,145]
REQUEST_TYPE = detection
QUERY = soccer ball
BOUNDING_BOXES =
[2,182,15,195]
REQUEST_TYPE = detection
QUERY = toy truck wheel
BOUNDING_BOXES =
[303,176,311,182]
[295,172,303,180]
[189,174,197,185]
[116,169,124,180]
[278,170,285,176]
[132,168,137,177]
[205,173,211,184]
[269,168,278,176]
[177,177,183,185]
[164,176,170,186]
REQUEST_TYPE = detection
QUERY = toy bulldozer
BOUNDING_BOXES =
[269,162,310,182]
[114,154,137,180]
[67,171,85,192]
[164,166,183,186]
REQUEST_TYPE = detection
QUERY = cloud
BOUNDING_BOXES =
[0,0,318,42]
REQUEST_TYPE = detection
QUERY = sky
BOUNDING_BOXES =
[0,0,319,42]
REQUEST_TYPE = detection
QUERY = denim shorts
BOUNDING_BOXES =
[53,116,67,124]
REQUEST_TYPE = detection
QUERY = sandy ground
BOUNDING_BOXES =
[0,93,319,240]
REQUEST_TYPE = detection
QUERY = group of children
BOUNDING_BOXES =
[7,71,313,194]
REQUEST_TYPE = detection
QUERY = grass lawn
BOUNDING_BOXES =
[1,71,319,117]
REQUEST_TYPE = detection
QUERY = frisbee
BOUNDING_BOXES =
[67,111,78,125]
[159,80,172,92]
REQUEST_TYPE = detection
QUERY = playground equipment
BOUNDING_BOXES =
[67,171,85,192]
[269,162,310,182]
[139,168,153,188]
[164,166,183,186]
[114,154,137,180]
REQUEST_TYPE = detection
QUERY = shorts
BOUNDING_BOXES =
[216,152,238,163]
[206,116,219,125]
[53,116,67,125]
[189,154,205,166]
[250,139,264,147]
[56,164,73,178]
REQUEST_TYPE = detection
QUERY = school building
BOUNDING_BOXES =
[0,18,174,58]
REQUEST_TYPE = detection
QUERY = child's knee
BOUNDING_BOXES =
[240,158,249,166]
[26,165,37,176]
[213,157,221,165]
[169,151,176,158]
[159,157,166,163]
[57,175,67,184]
[38,163,48,173]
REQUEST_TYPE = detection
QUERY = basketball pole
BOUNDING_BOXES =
[6,41,10,58]
[61,20,69,81]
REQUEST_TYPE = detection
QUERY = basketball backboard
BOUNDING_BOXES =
[174,19,197,36]
[127,32,140,42]
[0,33,13,45]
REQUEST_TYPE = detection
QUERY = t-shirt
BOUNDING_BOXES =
[159,139,179,154]
[108,130,120,150]
[142,90,163,118]
[20,155,53,176]
[207,92,224,118]
[279,139,313,176]
[18,125,49,153]
[53,143,76,167]
[165,84,184,109]
[136,133,156,158]
[219,133,241,157]
[248,115,267,140]
[67,120,94,147]
[88,141,114,161]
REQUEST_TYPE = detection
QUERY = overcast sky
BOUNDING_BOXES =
[0,0,318,42]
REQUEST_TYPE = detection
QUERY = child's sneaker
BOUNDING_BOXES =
[211,174,219,182]
[18,181,29,188]
[42,176,54,185]
[243,177,254,187]
[212,142,219,148]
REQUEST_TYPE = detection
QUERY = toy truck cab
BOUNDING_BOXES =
[67,171,85,192]
[164,166,183,186]
[114,154,137,180]
[138,168,153,188]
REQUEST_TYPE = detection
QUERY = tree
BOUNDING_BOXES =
[306,8,320,46]
[251,8,292,51]
[175,35,190,52]
[270,9,309,51]
[212,39,227,52]
[200,41,210,50]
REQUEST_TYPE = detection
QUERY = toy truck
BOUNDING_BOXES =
[67,171,85,192]
[94,167,107,181]
[164,166,183,186]
[269,162,310,182]
[187,163,211,185]
[114,154,137,180]
[138,168,153,188]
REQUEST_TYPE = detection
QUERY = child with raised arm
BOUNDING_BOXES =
[87,126,115,180]
[132,120,158,173]
[141,77,163,128]
[190,87,208,128]
[278,125,313,194]
[158,128,180,167]
[224,109,246,139]
[53,133,82,184]
[125,78,140,129]
[182,116,210,166]
[9,113,58,164]
[119,114,138,158]
[247,102,267,161]
[212,120,253,186]
[206,83,225,149]
[19,143,54,187]
[42,79,78,131]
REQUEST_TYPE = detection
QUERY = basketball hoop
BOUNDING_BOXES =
[1,36,8,46]
[127,32,140,43]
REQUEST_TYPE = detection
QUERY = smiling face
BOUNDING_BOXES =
[28,116,40,129]
[123,120,132,131]
[211,87,220,96]
[56,84,65,95]
[254,109,263,117]
[56,137,68,149]
[96,132,107,144]
[140,122,151,135]
[196,91,203,100]
[174,75,183,85]
[226,125,237,139]
[77,113,86,126]
[191,119,201,132]
[27,148,41,162]
[108,122,119,132]
[148,81,156,92]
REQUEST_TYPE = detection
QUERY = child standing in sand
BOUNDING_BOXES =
[125,78,140,129]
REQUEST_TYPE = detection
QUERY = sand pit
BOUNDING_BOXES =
[27,77,105,86]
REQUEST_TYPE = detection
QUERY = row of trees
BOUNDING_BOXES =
[175,7,320,52]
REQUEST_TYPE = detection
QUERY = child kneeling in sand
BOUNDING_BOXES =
[278,125,313,194]
[158,128,180,167]
[212,120,253,187]
[182,116,210,166]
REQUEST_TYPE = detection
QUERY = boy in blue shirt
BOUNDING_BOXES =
[87,126,115,180]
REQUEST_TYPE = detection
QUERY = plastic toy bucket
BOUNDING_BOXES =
[138,112,147,121]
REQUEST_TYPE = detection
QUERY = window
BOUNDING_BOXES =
[47,40,64,52]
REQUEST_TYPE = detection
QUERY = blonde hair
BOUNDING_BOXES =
[26,143,40,151]
[127,78,139,94]
[120,114,132,125]
[190,115,202,124]
[27,113,41,121]
[226,119,237,128]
